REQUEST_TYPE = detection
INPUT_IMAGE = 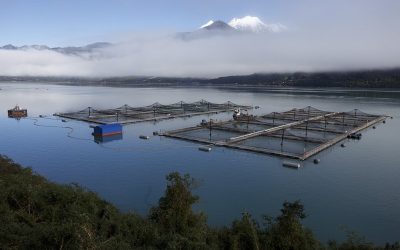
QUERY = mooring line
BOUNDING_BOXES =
[96,141,201,153]
[23,117,92,141]
[23,116,206,152]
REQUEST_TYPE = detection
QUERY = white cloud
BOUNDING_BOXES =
[228,16,286,33]
[0,4,399,79]
[0,49,90,76]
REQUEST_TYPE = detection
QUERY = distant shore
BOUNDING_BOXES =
[1,68,400,89]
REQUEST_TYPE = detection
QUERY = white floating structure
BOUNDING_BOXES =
[282,161,301,169]
[198,146,212,152]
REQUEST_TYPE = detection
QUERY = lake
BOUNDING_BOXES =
[0,82,399,244]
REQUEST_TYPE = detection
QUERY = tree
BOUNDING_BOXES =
[262,200,322,250]
[229,212,260,250]
[149,172,208,249]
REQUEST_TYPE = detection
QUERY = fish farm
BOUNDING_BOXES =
[160,107,387,160]
[55,100,252,125]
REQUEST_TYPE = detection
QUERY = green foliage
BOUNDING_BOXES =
[327,229,400,250]
[261,201,323,250]
[149,172,208,249]
[0,155,398,249]
[0,155,149,249]
[209,69,400,88]
[229,212,260,250]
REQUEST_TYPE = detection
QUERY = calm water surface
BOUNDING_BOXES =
[0,83,399,244]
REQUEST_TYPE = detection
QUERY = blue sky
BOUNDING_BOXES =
[1,0,399,46]
[0,0,292,46]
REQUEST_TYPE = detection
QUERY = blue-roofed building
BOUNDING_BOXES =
[93,123,122,137]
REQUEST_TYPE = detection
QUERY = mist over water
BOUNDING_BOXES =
[1,30,399,78]
[1,0,400,78]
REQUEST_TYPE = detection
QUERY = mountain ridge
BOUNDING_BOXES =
[0,42,112,55]
[0,16,283,52]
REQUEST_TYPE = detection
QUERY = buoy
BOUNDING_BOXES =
[139,135,150,140]
[341,143,346,148]
[372,126,376,129]
[199,146,212,152]
[313,159,320,164]
[39,115,44,118]
[282,161,301,169]
[153,131,159,136]
[390,116,393,119]
[61,119,67,122]
[383,120,386,124]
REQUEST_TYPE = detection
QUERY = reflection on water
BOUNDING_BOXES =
[0,82,400,244]
[94,134,123,144]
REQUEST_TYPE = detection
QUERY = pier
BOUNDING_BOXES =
[160,107,387,160]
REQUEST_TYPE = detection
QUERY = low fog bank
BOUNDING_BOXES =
[1,28,399,78]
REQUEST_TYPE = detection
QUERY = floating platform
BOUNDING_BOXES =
[92,123,123,137]
[283,161,301,169]
[199,146,212,152]
[8,105,27,118]
[55,100,252,125]
[159,107,387,160]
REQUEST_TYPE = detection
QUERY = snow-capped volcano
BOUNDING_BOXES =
[199,16,286,33]
[229,16,286,33]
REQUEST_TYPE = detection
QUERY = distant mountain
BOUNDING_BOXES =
[51,42,111,55]
[199,16,286,33]
[178,16,286,40]
[177,20,237,40]
[200,20,236,31]
[0,42,112,56]
[1,16,284,51]
[1,44,18,50]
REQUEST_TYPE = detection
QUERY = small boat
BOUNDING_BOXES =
[233,109,241,120]
[8,105,28,118]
